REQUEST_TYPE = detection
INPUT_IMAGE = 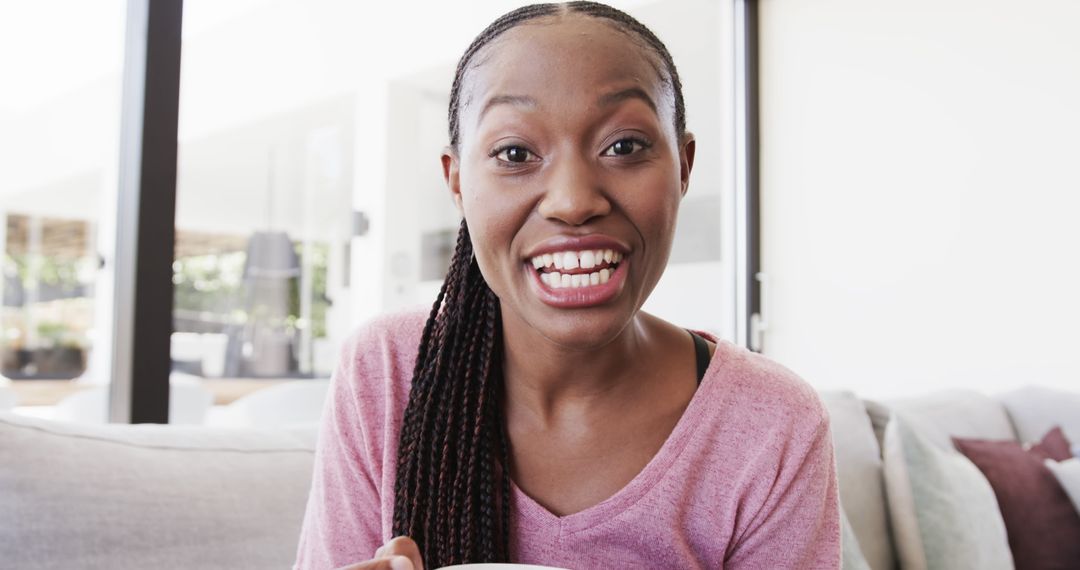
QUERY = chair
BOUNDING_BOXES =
[205,378,330,429]
[52,375,214,424]
[0,384,16,411]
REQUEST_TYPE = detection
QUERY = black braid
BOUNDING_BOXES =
[393,3,688,566]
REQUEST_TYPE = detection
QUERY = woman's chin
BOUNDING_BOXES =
[492,258,649,351]
[525,308,635,351]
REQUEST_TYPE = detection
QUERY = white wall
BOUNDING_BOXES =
[758,0,1080,398]
[636,0,737,340]
[381,67,460,314]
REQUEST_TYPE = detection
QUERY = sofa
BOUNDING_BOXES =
[824,386,1080,570]
[1,385,1077,569]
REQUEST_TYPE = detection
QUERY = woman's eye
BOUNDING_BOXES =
[496,146,533,163]
[603,138,649,157]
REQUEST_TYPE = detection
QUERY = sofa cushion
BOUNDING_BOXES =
[883,389,1018,450]
[0,412,315,570]
[953,432,1080,569]
[840,506,871,570]
[998,386,1080,446]
[862,399,890,453]
[820,390,895,570]
[882,412,1014,570]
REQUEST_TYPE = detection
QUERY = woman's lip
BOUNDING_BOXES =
[523,234,631,259]
[525,258,629,308]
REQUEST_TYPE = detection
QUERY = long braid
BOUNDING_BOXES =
[392,3,688,567]
[392,220,510,565]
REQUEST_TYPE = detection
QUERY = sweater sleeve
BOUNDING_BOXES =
[294,332,386,570]
[724,414,842,570]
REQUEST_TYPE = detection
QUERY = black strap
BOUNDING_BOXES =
[688,330,710,385]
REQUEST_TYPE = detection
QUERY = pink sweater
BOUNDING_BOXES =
[295,310,840,569]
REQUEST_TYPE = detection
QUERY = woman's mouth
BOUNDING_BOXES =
[529,249,623,288]
[524,248,628,308]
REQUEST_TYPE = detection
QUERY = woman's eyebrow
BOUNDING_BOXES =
[478,94,537,123]
[477,87,657,125]
[597,87,658,114]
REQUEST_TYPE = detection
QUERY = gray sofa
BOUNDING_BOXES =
[0,414,318,569]
[825,386,1080,570]
[1,385,1077,569]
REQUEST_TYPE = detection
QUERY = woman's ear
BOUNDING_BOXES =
[442,146,464,216]
[679,133,696,197]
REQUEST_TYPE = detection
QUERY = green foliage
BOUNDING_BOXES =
[172,251,246,314]
[173,242,329,338]
[5,252,86,293]
[295,242,330,339]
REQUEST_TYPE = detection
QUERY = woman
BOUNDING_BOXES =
[295,3,840,569]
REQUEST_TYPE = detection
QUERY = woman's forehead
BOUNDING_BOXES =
[458,16,673,133]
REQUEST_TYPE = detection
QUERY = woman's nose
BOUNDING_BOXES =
[536,154,611,226]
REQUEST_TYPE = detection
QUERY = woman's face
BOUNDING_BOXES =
[443,15,695,349]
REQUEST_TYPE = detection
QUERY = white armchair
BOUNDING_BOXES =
[205,378,330,429]
[52,374,214,424]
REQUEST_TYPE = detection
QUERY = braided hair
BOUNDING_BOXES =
[391,2,688,566]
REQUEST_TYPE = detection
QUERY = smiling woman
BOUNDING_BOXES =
[294,3,839,570]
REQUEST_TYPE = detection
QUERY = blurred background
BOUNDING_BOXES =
[0,0,737,424]
[0,0,1077,426]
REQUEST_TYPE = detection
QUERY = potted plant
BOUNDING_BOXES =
[32,322,86,379]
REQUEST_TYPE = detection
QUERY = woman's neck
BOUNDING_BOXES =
[499,309,668,426]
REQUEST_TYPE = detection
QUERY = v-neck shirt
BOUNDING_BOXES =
[295,309,840,569]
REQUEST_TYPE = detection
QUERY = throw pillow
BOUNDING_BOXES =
[1044,458,1080,516]
[953,429,1080,569]
[882,413,1014,570]
[821,391,895,570]
[1027,426,1073,462]
[998,386,1080,446]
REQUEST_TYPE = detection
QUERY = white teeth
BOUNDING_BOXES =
[540,269,612,289]
[562,251,579,270]
[580,250,596,269]
[530,249,624,274]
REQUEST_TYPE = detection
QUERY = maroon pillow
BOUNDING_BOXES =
[953,427,1080,570]
[1029,426,1073,461]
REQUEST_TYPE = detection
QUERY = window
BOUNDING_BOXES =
[0,0,127,420]
[3,0,748,424]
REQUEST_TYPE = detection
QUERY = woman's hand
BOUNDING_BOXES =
[334,536,425,570]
